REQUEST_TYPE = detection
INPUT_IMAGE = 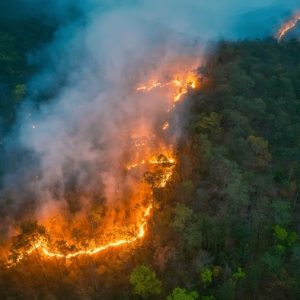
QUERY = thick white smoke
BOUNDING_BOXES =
[2,0,299,223]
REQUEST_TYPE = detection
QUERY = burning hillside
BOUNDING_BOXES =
[3,1,300,299]
[5,67,200,267]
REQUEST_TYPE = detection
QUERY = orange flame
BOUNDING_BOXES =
[277,13,300,41]
[7,68,199,268]
[8,204,152,266]
[136,72,199,103]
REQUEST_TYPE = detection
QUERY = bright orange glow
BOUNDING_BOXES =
[136,81,163,92]
[277,13,300,41]
[7,68,199,268]
[7,204,152,266]
[136,72,199,103]
[126,152,175,169]
[162,122,169,130]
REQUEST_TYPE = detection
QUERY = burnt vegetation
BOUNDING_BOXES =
[1,17,300,300]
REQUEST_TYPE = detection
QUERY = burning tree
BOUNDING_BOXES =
[9,221,49,266]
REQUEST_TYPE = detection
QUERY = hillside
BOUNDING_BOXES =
[1,18,300,299]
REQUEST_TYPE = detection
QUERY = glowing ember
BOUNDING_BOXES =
[136,81,163,92]
[162,122,169,130]
[136,72,199,103]
[148,154,175,165]
[126,160,146,170]
[126,152,176,171]
[277,13,300,41]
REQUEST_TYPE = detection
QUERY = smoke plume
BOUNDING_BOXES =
[1,0,299,240]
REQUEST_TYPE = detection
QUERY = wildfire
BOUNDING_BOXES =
[126,152,175,170]
[136,72,199,103]
[7,68,199,268]
[148,154,176,188]
[277,13,300,41]
[136,81,163,92]
[126,161,145,170]
[8,148,174,267]
[8,204,152,267]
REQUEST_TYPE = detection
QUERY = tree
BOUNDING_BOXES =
[172,203,193,231]
[194,112,222,136]
[9,221,48,264]
[9,221,52,293]
[183,218,202,248]
[200,267,213,287]
[129,265,162,298]
[166,287,199,300]
[247,135,272,169]
[232,267,246,281]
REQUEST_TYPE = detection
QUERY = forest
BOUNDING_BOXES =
[1,15,300,300]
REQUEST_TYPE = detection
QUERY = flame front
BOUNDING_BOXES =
[136,71,199,103]
[37,204,151,260]
[277,13,300,41]
[6,67,199,267]
[7,204,152,267]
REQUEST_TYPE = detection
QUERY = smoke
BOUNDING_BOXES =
[0,0,94,22]
[1,0,300,232]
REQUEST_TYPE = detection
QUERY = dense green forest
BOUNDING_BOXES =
[1,18,300,300]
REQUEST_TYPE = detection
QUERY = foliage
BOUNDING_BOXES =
[172,203,193,231]
[129,265,162,298]
[166,287,199,300]
[200,268,213,286]
[232,267,246,281]
[2,20,300,299]
[273,224,288,241]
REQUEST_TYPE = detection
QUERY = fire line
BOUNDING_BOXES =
[277,13,300,41]
[7,70,199,268]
